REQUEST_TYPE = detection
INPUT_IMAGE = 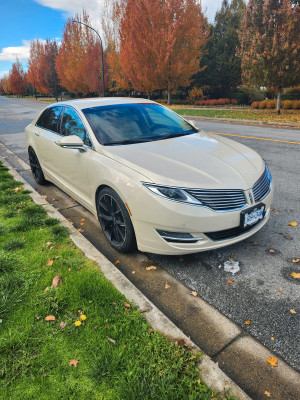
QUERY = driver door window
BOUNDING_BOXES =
[61,107,92,146]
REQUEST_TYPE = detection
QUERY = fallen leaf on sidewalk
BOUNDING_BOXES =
[45,315,55,321]
[80,222,85,226]
[59,321,67,329]
[266,356,278,367]
[227,280,233,284]
[288,222,298,227]
[77,228,83,232]
[279,287,284,291]
[245,320,251,325]
[52,198,59,201]
[290,309,297,314]
[271,337,275,341]
[115,260,120,265]
[284,236,292,240]
[165,283,170,290]
[146,266,157,271]
[290,272,300,279]
[68,359,79,367]
[292,259,299,263]
[81,218,85,222]
[264,391,271,397]
[124,302,131,308]
[51,275,62,288]
[46,259,53,266]
[253,241,259,245]
[190,291,197,296]
[269,249,276,253]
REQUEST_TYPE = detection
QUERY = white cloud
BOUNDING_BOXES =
[0,71,9,79]
[202,0,224,23]
[0,40,32,62]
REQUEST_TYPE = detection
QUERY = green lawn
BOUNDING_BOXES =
[173,108,300,125]
[0,163,237,400]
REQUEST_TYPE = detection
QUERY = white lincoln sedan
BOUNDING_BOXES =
[25,98,273,255]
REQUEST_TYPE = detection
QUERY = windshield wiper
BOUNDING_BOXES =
[159,131,197,141]
[104,138,153,146]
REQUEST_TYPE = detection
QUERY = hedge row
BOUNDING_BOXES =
[251,100,300,109]
[195,98,238,106]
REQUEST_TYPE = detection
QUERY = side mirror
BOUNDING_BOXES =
[56,135,87,152]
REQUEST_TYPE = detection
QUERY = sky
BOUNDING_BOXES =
[0,0,224,79]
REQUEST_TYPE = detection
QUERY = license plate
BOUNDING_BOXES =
[241,203,265,229]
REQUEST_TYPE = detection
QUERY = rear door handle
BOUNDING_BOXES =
[35,132,40,137]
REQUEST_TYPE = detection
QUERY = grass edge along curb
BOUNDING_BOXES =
[0,156,250,400]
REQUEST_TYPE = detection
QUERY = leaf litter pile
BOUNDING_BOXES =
[0,163,238,400]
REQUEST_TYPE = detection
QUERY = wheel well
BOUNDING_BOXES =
[95,185,110,205]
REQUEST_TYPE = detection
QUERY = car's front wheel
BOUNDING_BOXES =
[96,187,136,252]
[28,147,47,185]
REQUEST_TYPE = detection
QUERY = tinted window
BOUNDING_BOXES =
[61,107,91,146]
[82,104,197,145]
[36,106,62,133]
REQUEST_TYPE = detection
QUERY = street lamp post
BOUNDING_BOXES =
[72,20,105,98]
[38,53,58,102]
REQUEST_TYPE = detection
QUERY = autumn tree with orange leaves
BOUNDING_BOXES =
[56,11,107,96]
[239,0,300,114]
[27,39,59,96]
[7,60,28,96]
[115,0,208,104]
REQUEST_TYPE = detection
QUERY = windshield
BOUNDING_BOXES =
[81,103,198,145]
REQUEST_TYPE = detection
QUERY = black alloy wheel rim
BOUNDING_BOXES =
[29,149,42,181]
[98,194,126,246]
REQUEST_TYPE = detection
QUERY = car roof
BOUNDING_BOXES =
[49,97,157,110]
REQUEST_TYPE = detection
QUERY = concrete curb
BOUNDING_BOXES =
[0,155,251,399]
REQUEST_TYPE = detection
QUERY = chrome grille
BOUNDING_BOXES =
[185,188,246,211]
[253,166,271,202]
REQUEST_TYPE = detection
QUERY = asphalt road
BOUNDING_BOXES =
[1,96,299,373]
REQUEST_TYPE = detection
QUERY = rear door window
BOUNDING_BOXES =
[36,106,62,133]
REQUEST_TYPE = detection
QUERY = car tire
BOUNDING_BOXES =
[97,187,136,253]
[28,147,47,185]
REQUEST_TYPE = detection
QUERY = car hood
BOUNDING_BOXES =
[102,131,264,190]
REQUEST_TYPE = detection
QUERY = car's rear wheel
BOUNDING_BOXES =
[28,147,47,185]
[97,187,136,252]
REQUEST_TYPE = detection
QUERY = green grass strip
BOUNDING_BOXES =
[0,162,237,400]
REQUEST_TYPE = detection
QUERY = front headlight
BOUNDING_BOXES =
[142,183,202,205]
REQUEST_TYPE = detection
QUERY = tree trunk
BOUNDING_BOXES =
[276,87,282,115]
[148,92,151,100]
[167,89,172,105]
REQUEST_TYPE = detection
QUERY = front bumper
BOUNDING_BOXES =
[128,183,274,255]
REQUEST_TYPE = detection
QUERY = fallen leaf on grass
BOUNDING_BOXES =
[165,283,170,290]
[51,275,62,288]
[146,266,157,271]
[290,309,297,314]
[13,187,22,193]
[107,337,116,345]
[288,222,298,227]
[190,291,198,296]
[264,391,271,397]
[46,259,53,266]
[68,268,71,272]
[45,315,55,321]
[266,356,278,367]
[292,259,299,263]
[124,302,131,308]
[43,287,49,293]
[290,272,300,279]
[227,280,233,284]
[46,241,52,247]
[245,320,251,325]
[68,359,79,367]
[59,321,67,329]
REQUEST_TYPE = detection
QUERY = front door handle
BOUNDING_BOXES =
[35,132,40,137]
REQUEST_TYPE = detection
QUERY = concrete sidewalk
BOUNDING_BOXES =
[1,142,300,400]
